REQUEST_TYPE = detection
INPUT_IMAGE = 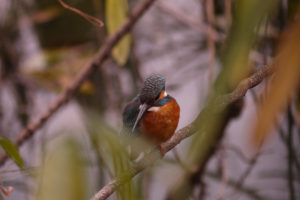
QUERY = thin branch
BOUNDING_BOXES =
[58,0,104,28]
[205,171,264,200]
[291,108,300,129]
[215,149,229,200]
[199,179,206,200]
[224,150,261,198]
[224,0,232,31]
[222,143,253,163]
[156,0,224,42]
[0,166,39,174]
[287,107,296,200]
[90,59,278,200]
[278,117,300,175]
[0,0,157,166]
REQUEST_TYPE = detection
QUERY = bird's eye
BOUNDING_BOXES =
[155,94,160,100]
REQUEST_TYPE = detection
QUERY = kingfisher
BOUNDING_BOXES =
[121,74,180,161]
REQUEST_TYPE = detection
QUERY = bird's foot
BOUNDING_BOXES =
[145,145,165,167]
[157,145,165,157]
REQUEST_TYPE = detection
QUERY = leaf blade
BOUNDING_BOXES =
[0,137,23,168]
[105,0,131,66]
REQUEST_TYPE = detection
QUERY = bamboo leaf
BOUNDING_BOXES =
[252,21,300,146]
[0,137,23,168]
[106,0,131,66]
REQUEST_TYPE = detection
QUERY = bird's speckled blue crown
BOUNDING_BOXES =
[140,74,165,104]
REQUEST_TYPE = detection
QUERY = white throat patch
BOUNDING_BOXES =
[147,106,160,112]
[164,91,168,97]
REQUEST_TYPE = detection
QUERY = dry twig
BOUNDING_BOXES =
[58,0,104,27]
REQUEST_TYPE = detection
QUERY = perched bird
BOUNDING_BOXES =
[121,74,180,160]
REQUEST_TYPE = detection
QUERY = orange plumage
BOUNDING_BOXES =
[141,98,180,145]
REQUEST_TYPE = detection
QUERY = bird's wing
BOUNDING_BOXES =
[120,95,142,145]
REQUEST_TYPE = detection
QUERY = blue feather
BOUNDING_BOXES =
[121,95,142,144]
[155,95,172,106]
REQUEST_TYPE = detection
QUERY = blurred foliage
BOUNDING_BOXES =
[216,0,279,94]
[38,139,88,200]
[253,20,300,146]
[188,0,280,170]
[86,112,143,200]
[105,0,131,66]
[23,46,96,94]
[0,137,23,168]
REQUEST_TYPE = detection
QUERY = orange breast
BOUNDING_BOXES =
[140,98,180,145]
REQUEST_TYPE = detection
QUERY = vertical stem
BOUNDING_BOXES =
[93,0,106,44]
[287,107,295,200]
[0,71,2,136]
[205,0,216,98]
[225,0,232,31]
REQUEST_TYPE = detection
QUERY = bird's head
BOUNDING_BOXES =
[132,74,166,132]
[140,74,165,104]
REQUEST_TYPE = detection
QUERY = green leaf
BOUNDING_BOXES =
[106,0,131,66]
[0,137,23,168]
[39,139,88,200]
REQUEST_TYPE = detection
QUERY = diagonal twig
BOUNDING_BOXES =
[156,0,224,42]
[90,59,278,200]
[0,0,157,166]
[222,143,253,164]
[58,0,104,28]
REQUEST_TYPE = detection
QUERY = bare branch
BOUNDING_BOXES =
[90,59,278,200]
[0,0,157,166]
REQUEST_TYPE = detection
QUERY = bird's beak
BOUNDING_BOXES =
[132,103,150,132]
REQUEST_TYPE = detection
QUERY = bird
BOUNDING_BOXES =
[120,74,180,161]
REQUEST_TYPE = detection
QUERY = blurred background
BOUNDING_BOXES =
[0,0,300,199]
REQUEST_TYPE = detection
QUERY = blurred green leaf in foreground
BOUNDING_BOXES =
[38,139,88,200]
